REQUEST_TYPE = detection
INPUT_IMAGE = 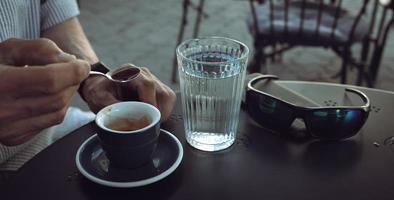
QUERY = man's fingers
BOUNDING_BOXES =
[134,67,158,107]
[0,86,78,123]
[97,93,119,108]
[0,131,38,146]
[0,107,68,144]
[134,67,176,120]
[25,60,90,91]
[0,60,90,96]
[0,38,76,66]
[88,93,119,113]
[81,76,121,113]
[156,85,177,121]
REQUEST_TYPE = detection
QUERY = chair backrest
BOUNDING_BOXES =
[248,0,394,85]
[367,0,394,83]
[370,0,394,47]
[249,0,392,46]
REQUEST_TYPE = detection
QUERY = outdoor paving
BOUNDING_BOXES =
[73,0,394,109]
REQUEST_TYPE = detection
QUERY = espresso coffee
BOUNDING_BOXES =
[106,115,151,131]
[111,68,140,81]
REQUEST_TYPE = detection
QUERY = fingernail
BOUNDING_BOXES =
[58,52,77,62]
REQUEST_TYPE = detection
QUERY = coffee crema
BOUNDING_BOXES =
[105,115,151,131]
[111,68,140,81]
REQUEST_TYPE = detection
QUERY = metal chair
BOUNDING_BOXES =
[171,0,209,83]
[367,0,394,86]
[247,0,394,86]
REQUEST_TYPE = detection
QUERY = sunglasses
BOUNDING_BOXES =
[245,75,371,140]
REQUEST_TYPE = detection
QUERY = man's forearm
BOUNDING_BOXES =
[41,17,99,64]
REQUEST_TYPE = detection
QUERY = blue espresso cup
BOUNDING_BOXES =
[95,101,161,169]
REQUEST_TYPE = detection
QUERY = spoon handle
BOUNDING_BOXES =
[89,71,107,77]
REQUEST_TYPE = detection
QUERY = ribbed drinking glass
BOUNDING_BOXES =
[176,37,249,151]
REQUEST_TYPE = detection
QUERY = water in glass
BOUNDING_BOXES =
[177,38,248,151]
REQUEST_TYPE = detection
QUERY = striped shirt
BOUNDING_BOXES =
[0,0,80,171]
[0,0,80,41]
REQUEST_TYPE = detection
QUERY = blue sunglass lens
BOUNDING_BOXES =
[247,91,295,130]
[305,109,367,139]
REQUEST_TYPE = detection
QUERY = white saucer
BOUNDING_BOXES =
[75,129,183,188]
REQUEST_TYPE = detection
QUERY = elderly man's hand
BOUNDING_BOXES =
[81,64,176,121]
[0,38,90,146]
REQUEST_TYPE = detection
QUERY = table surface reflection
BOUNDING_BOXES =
[2,81,394,200]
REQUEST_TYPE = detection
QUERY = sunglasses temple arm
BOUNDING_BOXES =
[345,88,371,110]
[247,74,279,90]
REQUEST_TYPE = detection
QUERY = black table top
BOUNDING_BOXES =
[2,81,394,200]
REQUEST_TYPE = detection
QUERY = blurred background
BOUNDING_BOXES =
[74,0,394,109]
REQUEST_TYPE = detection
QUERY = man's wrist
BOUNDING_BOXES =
[78,62,110,101]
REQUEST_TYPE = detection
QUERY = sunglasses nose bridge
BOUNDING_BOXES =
[293,106,308,118]
[291,107,311,131]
